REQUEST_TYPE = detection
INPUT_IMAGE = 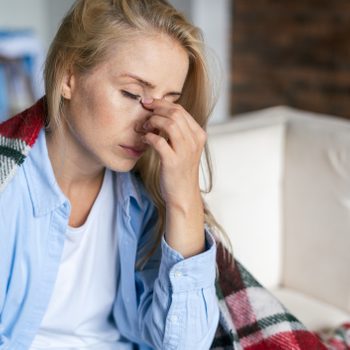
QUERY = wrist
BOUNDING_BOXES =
[165,189,205,258]
[165,187,203,213]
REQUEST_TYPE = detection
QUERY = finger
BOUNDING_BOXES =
[134,119,159,135]
[142,99,207,149]
[144,114,186,150]
[149,105,191,140]
[142,132,175,163]
[142,98,200,134]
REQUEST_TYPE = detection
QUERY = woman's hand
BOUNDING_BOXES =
[141,98,206,207]
[141,98,207,258]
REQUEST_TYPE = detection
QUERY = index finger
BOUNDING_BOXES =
[141,98,202,134]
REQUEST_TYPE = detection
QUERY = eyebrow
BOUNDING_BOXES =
[120,73,182,96]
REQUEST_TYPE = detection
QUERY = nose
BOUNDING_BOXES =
[140,99,154,113]
[133,101,153,134]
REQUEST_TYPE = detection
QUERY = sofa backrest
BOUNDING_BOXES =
[203,108,287,288]
[282,110,350,313]
[204,106,350,312]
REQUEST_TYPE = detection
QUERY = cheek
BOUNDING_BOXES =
[99,100,142,131]
[71,81,141,134]
[94,88,139,125]
[78,91,120,130]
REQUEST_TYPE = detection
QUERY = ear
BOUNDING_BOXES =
[61,68,76,100]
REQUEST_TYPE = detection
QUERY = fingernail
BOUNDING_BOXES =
[142,136,149,144]
[143,121,149,129]
[142,98,153,104]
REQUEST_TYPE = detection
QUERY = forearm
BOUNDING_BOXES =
[165,187,206,258]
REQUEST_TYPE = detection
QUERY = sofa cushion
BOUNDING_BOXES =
[204,119,286,288]
[282,110,350,313]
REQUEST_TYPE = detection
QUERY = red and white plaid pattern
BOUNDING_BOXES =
[211,242,347,349]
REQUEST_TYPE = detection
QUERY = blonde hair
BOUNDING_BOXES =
[44,0,233,267]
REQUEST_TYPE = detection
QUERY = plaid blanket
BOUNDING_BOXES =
[319,324,350,350]
[1,100,349,350]
[210,242,349,350]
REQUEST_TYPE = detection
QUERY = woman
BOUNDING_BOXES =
[0,0,223,349]
[2,0,337,349]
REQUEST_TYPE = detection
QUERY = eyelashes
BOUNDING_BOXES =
[121,90,141,101]
[121,90,181,104]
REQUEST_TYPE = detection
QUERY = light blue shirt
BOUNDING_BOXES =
[0,128,219,350]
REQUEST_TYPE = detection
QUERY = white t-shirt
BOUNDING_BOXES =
[30,168,131,350]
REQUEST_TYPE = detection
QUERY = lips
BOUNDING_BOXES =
[120,144,148,157]
[122,145,147,153]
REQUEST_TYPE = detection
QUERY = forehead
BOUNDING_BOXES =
[102,34,190,89]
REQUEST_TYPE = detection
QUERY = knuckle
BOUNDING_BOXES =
[189,138,197,150]
[167,120,176,132]
[169,108,182,119]
[155,136,166,148]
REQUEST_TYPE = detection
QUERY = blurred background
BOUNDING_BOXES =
[1,0,350,123]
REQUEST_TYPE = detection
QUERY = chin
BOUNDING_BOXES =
[103,157,137,173]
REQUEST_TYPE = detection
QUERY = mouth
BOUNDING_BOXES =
[120,145,148,158]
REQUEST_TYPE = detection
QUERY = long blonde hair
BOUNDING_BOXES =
[44,0,232,267]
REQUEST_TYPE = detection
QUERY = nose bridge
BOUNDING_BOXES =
[133,103,153,134]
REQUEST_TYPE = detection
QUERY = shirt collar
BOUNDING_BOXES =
[24,128,144,217]
[117,171,144,211]
[24,128,69,216]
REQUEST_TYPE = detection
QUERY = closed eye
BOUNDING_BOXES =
[121,90,141,101]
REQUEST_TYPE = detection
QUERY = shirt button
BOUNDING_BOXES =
[174,270,182,278]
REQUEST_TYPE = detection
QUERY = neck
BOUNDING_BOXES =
[45,124,107,228]
[45,124,105,197]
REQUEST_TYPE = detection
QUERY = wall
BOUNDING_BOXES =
[0,0,230,123]
[170,0,231,123]
[0,0,47,47]
[45,0,75,49]
[231,0,350,120]
[168,0,193,20]
[0,0,75,51]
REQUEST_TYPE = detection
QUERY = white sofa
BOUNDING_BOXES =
[203,106,350,332]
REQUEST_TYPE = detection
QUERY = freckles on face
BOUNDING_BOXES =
[68,70,133,150]
[71,34,189,133]
[63,34,189,171]
[75,73,121,128]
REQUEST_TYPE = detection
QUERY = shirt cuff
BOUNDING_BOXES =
[158,226,217,293]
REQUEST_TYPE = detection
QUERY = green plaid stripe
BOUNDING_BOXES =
[237,313,302,338]
[0,146,26,165]
[211,324,238,349]
[237,261,263,289]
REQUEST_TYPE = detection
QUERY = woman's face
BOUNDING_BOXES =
[61,34,190,172]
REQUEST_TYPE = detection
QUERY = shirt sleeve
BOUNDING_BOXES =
[134,226,219,350]
[158,227,217,294]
